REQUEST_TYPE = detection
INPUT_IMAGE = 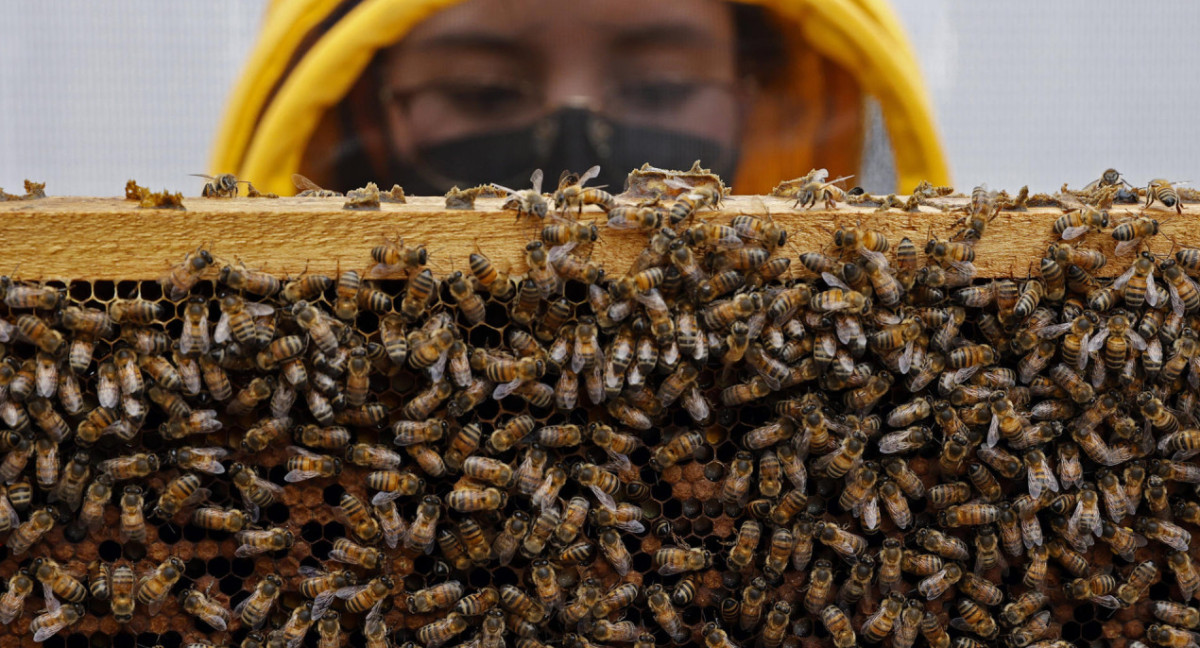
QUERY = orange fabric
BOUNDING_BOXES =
[211,0,950,196]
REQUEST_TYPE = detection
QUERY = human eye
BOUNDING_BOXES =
[431,79,535,119]
[613,80,703,115]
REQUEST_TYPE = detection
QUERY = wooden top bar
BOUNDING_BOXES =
[0,195,1191,280]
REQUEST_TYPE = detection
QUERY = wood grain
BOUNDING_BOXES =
[0,195,1192,280]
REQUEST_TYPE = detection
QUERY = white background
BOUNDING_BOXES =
[2,0,1198,196]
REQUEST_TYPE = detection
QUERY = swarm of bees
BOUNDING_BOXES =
[1,166,1200,648]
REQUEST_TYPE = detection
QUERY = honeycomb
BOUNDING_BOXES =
[0,172,1198,648]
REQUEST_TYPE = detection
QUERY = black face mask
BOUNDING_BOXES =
[385,107,739,195]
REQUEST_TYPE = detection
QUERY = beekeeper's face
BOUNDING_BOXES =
[379,0,746,192]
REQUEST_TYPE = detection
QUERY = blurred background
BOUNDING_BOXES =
[2,0,1198,196]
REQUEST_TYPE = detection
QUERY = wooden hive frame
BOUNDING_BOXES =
[0,195,1191,280]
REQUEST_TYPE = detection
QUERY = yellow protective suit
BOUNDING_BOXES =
[210,0,949,196]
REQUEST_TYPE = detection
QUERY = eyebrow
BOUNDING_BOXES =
[409,32,525,57]
[610,23,721,50]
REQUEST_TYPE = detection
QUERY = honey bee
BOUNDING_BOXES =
[281,445,343,483]
[1136,517,1193,552]
[552,166,614,213]
[1167,550,1200,601]
[651,430,703,469]
[925,234,977,279]
[160,246,215,299]
[0,567,35,625]
[447,484,507,512]
[362,605,389,648]
[1066,573,1120,608]
[917,562,963,600]
[1153,601,1200,629]
[950,598,998,640]
[230,527,293,558]
[135,557,184,614]
[292,300,341,356]
[660,179,722,225]
[467,249,514,300]
[192,506,248,530]
[493,511,530,566]
[16,314,63,355]
[1143,178,1184,213]
[29,598,85,643]
[1054,205,1109,240]
[28,558,85,606]
[180,587,231,631]
[235,574,283,630]
[402,495,441,554]
[917,526,971,560]
[819,604,857,648]
[229,462,284,521]
[859,593,904,644]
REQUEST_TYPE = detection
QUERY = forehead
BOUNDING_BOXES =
[398,0,735,51]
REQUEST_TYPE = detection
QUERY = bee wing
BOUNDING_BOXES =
[548,242,578,264]
[1087,329,1110,353]
[1168,279,1187,317]
[606,212,641,230]
[490,183,518,196]
[42,583,60,612]
[656,563,687,576]
[821,272,851,292]
[381,521,404,549]
[190,449,229,474]
[861,495,880,530]
[607,517,645,536]
[285,469,322,483]
[570,347,587,374]
[492,378,524,401]
[1146,271,1159,306]
[0,320,13,343]
[1061,225,1089,240]
[1114,239,1140,256]
[371,489,403,506]
[859,248,889,271]
[577,165,602,186]
[311,589,337,618]
[1090,595,1121,609]
[530,169,544,194]
[634,289,668,313]
[429,351,449,383]
[335,585,366,600]
[948,617,973,633]
[950,260,977,279]
[245,302,276,318]
[32,612,70,643]
[202,610,229,631]
[588,485,617,512]
[287,445,321,459]
[603,450,633,476]
[898,341,914,375]
[1036,322,1073,339]
[214,312,232,344]
[1127,330,1147,351]
[144,595,167,617]
[292,174,324,192]
[297,566,325,578]
[232,593,251,617]
[1113,264,1137,290]
[234,542,267,556]
[259,478,286,499]
[985,414,1001,449]
[952,366,980,387]
[717,232,744,249]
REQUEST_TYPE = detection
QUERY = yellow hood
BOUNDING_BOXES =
[212,0,949,196]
